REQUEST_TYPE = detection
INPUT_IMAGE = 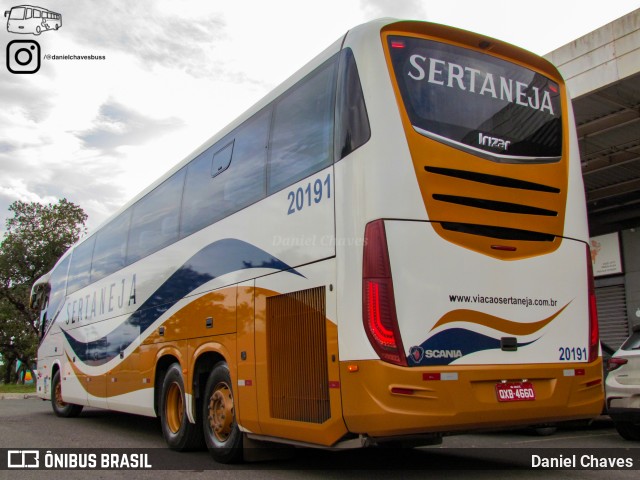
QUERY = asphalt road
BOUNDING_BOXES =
[1,397,639,479]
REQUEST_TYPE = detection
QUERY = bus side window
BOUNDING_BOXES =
[127,168,185,264]
[212,141,234,178]
[90,209,132,283]
[267,55,338,194]
[66,236,96,294]
[335,48,371,161]
[181,108,269,237]
[221,109,269,212]
[181,146,217,237]
[46,255,71,327]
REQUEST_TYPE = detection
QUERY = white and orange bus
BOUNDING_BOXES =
[31,19,603,463]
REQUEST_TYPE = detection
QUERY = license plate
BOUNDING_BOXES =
[496,381,536,402]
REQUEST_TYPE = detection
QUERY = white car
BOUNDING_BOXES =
[605,326,640,441]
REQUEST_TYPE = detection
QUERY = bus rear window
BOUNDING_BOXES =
[387,36,562,162]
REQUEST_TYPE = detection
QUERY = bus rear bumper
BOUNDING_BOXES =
[340,359,604,438]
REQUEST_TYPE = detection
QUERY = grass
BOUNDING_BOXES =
[0,383,36,394]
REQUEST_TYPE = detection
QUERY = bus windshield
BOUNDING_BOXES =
[388,36,562,161]
[9,7,25,19]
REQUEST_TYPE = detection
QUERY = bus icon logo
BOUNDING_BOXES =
[6,40,41,74]
[7,450,40,468]
[4,5,62,35]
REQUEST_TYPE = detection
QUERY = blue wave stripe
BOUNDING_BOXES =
[408,328,536,366]
[62,239,301,365]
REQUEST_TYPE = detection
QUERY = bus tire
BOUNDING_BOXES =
[203,362,243,463]
[51,370,83,418]
[160,363,203,450]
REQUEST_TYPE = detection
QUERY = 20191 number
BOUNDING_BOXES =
[287,174,331,215]
[558,346,587,361]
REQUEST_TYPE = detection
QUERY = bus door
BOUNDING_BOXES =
[33,284,61,399]
[60,336,89,406]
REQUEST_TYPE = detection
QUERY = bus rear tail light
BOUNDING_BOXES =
[586,245,599,363]
[363,220,407,366]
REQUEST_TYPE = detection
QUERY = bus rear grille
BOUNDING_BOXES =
[441,222,556,242]
[266,286,330,424]
[425,166,561,193]
[433,194,557,217]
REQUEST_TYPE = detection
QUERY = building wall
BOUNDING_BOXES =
[622,228,640,331]
[546,10,640,348]
[545,9,640,98]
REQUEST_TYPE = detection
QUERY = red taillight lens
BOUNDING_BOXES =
[366,280,396,347]
[363,220,407,366]
[586,245,600,363]
[607,357,628,372]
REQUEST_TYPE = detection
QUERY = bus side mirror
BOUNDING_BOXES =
[30,286,44,310]
[30,291,39,309]
[4,11,9,17]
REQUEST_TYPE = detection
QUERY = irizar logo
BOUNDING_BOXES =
[424,349,463,359]
[478,133,510,151]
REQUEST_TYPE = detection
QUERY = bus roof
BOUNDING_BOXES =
[10,5,60,13]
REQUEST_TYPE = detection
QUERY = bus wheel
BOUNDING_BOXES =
[160,363,203,450]
[51,370,83,418]
[203,362,242,463]
[35,26,41,35]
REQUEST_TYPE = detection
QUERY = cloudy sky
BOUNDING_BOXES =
[1,0,639,235]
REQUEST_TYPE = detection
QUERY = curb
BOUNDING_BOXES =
[0,393,37,400]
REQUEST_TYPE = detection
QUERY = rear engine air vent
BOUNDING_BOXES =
[433,194,558,217]
[425,166,561,194]
[267,286,330,424]
[441,222,556,242]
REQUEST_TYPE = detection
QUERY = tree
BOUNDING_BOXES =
[0,199,87,383]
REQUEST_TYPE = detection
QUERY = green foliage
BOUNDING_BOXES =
[0,383,36,393]
[0,199,87,383]
[1,199,87,287]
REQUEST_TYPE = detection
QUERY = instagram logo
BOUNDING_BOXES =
[6,40,41,74]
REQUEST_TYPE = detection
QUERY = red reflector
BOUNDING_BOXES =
[423,373,441,381]
[391,387,414,395]
[328,381,340,389]
[586,379,602,388]
[491,245,517,252]
[391,41,405,49]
